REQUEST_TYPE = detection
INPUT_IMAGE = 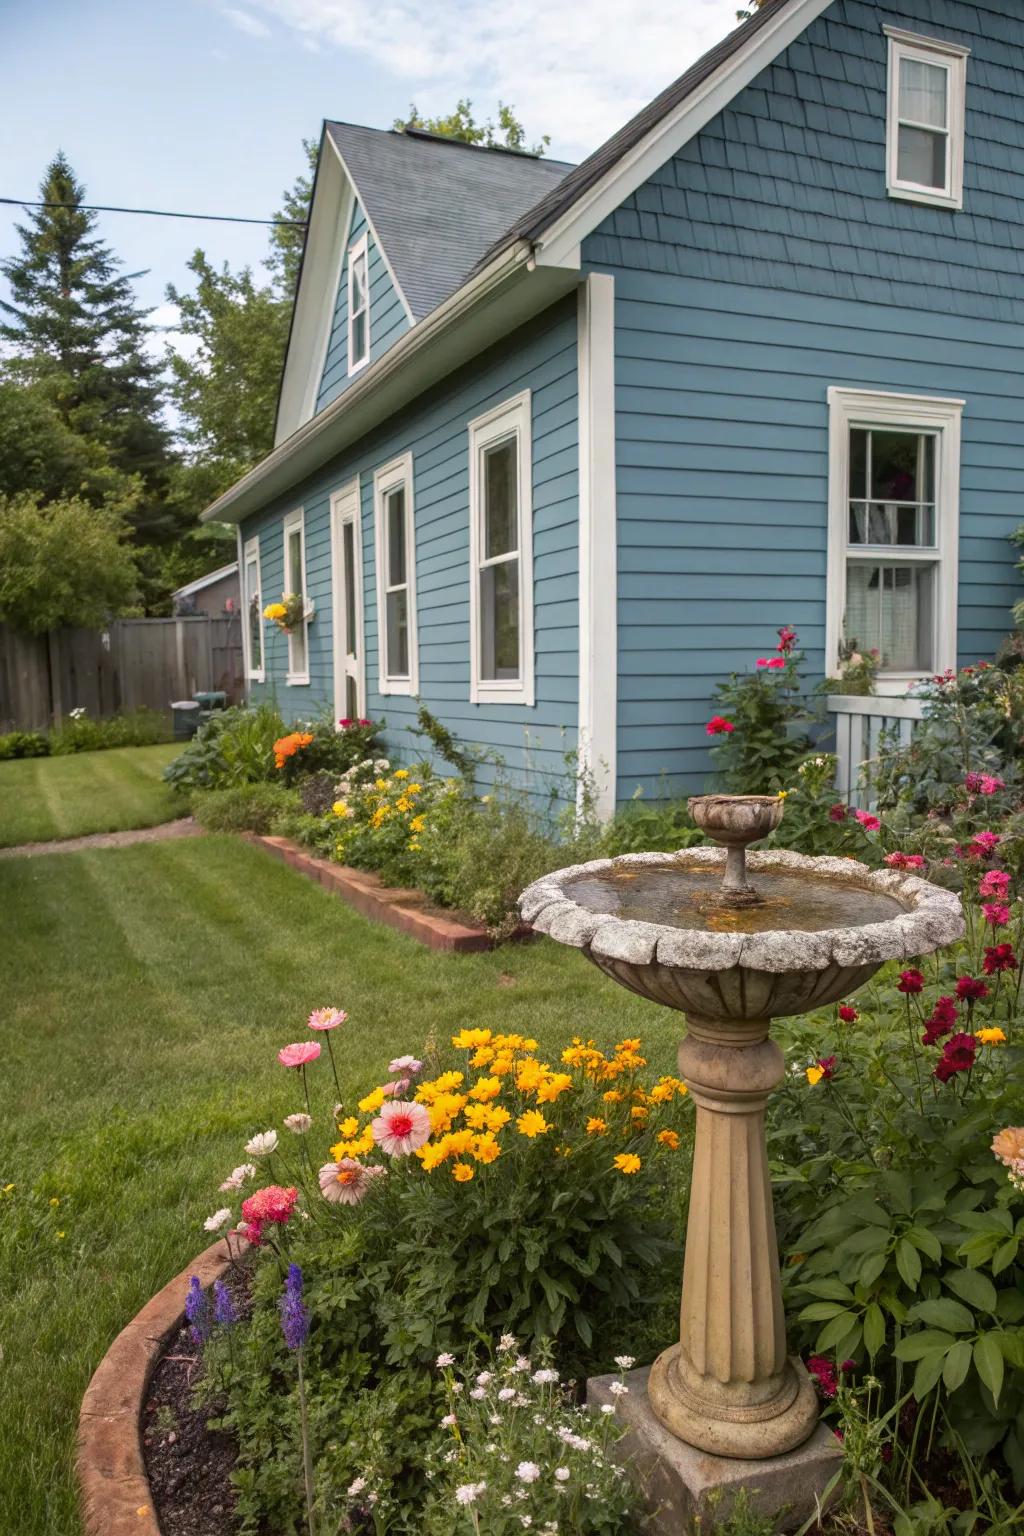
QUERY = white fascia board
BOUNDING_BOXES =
[533,0,835,270]
[202,248,576,525]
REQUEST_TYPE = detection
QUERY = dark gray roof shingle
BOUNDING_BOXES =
[326,122,574,320]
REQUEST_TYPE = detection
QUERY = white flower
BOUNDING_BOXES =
[436,1352,456,1368]
[554,1467,570,1483]
[245,1131,278,1157]
[513,1355,532,1373]
[348,1477,366,1496]
[69,707,86,720]
[532,1368,559,1385]
[451,1381,464,1394]
[476,1370,494,1386]
[600,1404,615,1415]
[609,1381,629,1397]
[455,1481,486,1506]
[501,1495,512,1507]
[520,1519,533,1529]
[441,1413,457,1427]
[283,1112,312,1135]
[516,1461,541,1484]
[219,1162,256,1191]
[203,1207,232,1232]
[470,1387,486,1400]
[513,1393,529,1407]
[498,1333,517,1352]
[613,1355,635,1371]
[489,1414,502,1426]
[498,1387,516,1401]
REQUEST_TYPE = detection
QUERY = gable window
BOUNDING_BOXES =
[347,232,370,374]
[827,388,964,690]
[885,27,968,210]
[468,392,534,707]
[283,508,310,685]
[243,535,264,682]
[373,453,418,694]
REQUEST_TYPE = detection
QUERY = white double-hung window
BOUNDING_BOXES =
[283,507,310,685]
[468,392,534,706]
[242,535,264,682]
[885,27,969,210]
[373,453,418,694]
[347,232,370,374]
[827,388,964,689]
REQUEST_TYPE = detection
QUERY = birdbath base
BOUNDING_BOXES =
[588,1366,842,1532]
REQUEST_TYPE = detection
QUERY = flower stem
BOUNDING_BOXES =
[297,1348,317,1536]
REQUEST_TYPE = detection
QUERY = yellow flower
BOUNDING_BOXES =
[515,1058,548,1094]
[452,1161,475,1182]
[49,1196,60,1207]
[375,777,389,791]
[517,1110,550,1139]
[777,790,789,800]
[396,796,412,812]
[471,1045,495,1067]
[491,1054,515,1077]
[976,1028,1007,1046]
[408,840,422,851]
[453,1028,492,1050]
[332,800,353,818]
[613,1153,641,1175]
[442,1128,476,1157]
[535,1072,573,1104]
[370,807,388,828]
[263,602,286,621]
[586,1117,608,1136]
[805,1065,825,1086]
[469,1075,502,1102]
[603,1090,624,1104]
[482,1105,511,1132]
[427,1093,469,1133]
[657,1129,681,1150]
[410,815,426,833]
[56,1231,65,1240]
[417,1141,448,1171]
[472,1133,502,1164]
[630,1105,649,1124]
[338,1116,361,1138]
[330,1127,374,1159]
[358,1087,387,1114]
[464,1102,491,1129]
[393,768,409,779]
[408,783,422,795]
[648,1083,674,1104]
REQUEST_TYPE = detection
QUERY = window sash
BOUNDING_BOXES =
[885,29,969,208]
[243,543,263,679]
[467,393,533,706]
[347,237,370,371]
[284,513,309,682]
[373,455,417,695]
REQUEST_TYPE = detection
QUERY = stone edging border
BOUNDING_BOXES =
[247,834,497,952]
[77,1236,238,1536]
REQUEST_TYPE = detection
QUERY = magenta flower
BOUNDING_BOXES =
[884,851,925,870]
[854,809,881,832]
[278,1041,322,1069]
[979,869,1011,899]
[371,1100,432,1157]
[828,803,847,823]
[388,1055,423,1076]
[308,1008,347,1031]
[983,902,1011,928]
[380,1078,411,1098]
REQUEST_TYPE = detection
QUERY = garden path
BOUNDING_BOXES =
[0,816,202,859]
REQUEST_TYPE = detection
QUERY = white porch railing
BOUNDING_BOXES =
[827,694,926,809]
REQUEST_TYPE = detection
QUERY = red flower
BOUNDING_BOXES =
[240,1184,299,1242]
[979,870,1010,898]
[896,969,924,994]
[955,975,990,1003]
[767,656,785,669]
[706,715,735,736]
[338,717,353,726]
[966,831,1001,861]
[854,810,881,832]
[829,803,847,823]
[921,995,958,1046]
[983,943,1018,975]
[838,1005,858,1023]
[807,1356,838,1399]
[982,902,1011,929]
[884,851,926,870]
[777,625,798,654]
[817,1055,837,1080]
[934,1032,977,1083]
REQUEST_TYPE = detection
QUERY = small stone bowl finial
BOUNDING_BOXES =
[687,793,785,906]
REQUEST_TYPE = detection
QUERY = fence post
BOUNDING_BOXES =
[47,630,63,728]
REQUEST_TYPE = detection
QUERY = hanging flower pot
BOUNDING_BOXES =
[263,593,315,635]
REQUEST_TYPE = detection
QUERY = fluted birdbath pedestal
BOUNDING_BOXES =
[519,795,964,1530]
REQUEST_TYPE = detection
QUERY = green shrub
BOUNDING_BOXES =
[602,790,703,854]
[190,783,300,834]
[163,703,284,790]
[706,625,817,793]
[0,729,49,760]
[274,710,381,787]
[48,707,169,754]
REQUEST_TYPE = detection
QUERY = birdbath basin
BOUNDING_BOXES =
[519,796,964,1460]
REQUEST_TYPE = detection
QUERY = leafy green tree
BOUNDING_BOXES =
[395,100,550,155]
[266,137,318,304]
[0,490,140,634]
[0,375,135,506]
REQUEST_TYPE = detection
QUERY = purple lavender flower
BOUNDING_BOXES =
[279,1262,309,1351]
[185,1275,211,1346]
[213,1278,237,1328]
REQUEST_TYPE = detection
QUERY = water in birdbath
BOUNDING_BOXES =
[566,859,905,934]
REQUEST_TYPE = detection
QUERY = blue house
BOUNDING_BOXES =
[203,0,1024,813]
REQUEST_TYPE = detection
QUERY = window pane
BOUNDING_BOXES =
[350,251,367,311]
[897,125,947,188]
[351,308,367,364]
[247,563,261,667]
[290,620,308,677]
[386,488,406,586]
[386,588,409,677]
[480,559,520,680]
[848,430,935,547]
[483,438,518,559]
[849,429,868,501]
[899,57,947,128]
[345,675,358,718]
[343,522,357,656]
[287,529,303,594]
[845,562,934,671]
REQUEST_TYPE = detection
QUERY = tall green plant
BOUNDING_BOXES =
[706,626,816,792]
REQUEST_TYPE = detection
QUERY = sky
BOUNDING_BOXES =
[1,0,746,381]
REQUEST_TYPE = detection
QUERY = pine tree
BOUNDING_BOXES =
[266,138,318,305]
[0,152,175,538]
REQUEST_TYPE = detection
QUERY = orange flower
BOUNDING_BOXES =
[657,1129,680,1150]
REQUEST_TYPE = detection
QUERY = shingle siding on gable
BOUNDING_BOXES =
[583,0,1024,802]
[244,298,579,795]
[316,202,410,412]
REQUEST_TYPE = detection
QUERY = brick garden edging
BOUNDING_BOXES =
[249,834,496,952]
[77,1236,240,1536]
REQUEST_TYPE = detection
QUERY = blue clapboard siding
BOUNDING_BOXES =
[243,297,578,795]
[316,201,411,412]
[582,0,1024,801]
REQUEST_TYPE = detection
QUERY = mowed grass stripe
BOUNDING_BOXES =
[0,743,183,846]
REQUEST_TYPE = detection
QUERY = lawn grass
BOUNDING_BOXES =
[0,743,184,846]
[1,834,679,1536]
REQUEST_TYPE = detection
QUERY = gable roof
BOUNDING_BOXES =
[326,122,575,321]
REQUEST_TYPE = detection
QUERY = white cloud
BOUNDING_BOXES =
[222,6,272,39]
[245,0,746,157]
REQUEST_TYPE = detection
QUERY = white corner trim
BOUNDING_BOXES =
[885,28,968,212]
[241,531,265,683]
[468,391,535,708]
[373,452,419,696]
[346,230,371,377]
[825,386,964,684]
[283,506,311,686]
[533,0,835,269]
[577,274,617,819]
[330,477,365,722]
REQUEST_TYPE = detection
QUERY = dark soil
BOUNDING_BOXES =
[142,1264,251,1536]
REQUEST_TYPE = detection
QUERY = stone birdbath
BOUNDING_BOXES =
[519,795,963,1516]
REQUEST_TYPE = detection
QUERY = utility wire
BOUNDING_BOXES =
[0,197,307,227]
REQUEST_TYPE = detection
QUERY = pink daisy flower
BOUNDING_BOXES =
[318,1159,383,1206]
[388,1055,424,1076]
[308,1008,347,1031]
[372,1100,432,1157]
[380,1078,411,1098]
[278,1041,322,1069]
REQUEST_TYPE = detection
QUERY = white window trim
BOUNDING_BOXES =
[242,533,265,683]
[826,387,964,694]
[577,275,617,817]
[373,453,418,695]
[885,27,969,211]
[468,391,535,707]
[346,231,370,377]
[283,507,310,686]
[330,477,365,723]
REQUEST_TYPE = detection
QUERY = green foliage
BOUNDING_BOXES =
[190,782,300,834]
[0,730,49,760]
[708,630,816,793]
[820,638,881,697]
[395,99,550,155]
[49,708,169,754]
[0,490,139,633]
[265,138,318,304]
[412,704,479,779]
[163,703,284,791]
[602,787,703,855]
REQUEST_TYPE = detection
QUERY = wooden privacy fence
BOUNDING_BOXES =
[827,694,927,809]
[0,616,244,732]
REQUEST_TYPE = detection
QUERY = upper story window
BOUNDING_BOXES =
[468,392,535,707]
[885,27,969,210]
[827,389,964,690]
[283,507,310,686]
[243,535,264,683]
[347,232,370,374]
[373,453,418,695]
